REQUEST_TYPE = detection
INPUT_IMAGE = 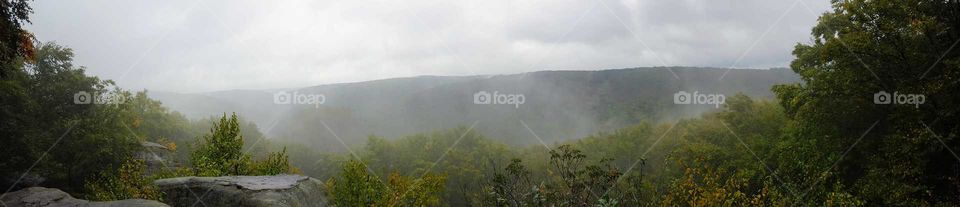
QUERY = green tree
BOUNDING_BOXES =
[774,0,960,205]
[189,113,292,176]
[362,127,513,206]
[0,0,34,78]
[190,113,251,176]
[83,159,163,201]
[250,148,293,176]
[326,160,446,207]
[0,42,141,193]
[483,159,546,207]
[477,144,649,207]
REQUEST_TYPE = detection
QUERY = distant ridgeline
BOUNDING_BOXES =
[150,67,798,149]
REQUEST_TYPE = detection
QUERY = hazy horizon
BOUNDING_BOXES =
[5,1,958,206]
[151,66,785,94]
[26,0,829,93]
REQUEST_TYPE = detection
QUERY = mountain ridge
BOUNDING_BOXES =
[150,66,799,149]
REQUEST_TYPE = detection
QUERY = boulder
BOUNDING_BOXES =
[0,187,168,207]
[137,141,176,176]
[153,174,327,207]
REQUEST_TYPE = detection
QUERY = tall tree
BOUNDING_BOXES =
[1,42,141,193]
[774,0,960,205]
[1,0,33,78]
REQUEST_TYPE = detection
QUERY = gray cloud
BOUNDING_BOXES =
[26,0,830,92]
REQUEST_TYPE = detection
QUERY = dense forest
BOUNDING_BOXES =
[3,0,960,206]
[149,67,799,148]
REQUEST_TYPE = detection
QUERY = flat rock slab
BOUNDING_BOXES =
[0,187,169,207]
[154,175,306,191]
[154,174,327,207]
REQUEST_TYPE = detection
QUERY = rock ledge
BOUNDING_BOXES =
[0,187,168,207]
[154,174,326,207]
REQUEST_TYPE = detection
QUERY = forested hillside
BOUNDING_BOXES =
[151,67,799,149]
[3,0,960,206]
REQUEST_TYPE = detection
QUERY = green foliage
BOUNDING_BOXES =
[325,160,446,207]
[476,145,650,207]
[0,42,142,193]
[0,40,293,199]
[385,170,447,206]
[773,0,960,205]
[483,159,546,206]
[0,0,34,78]
[190,113,251,176]
[83,159,163,201]
[547,145,616,206]
[7,0,960,205]
[251,148,294,175]
[360,127,513,206]
[123,91,196,162]
[325,160,384,206]
[660,157,773,207]
[189,113,293,176]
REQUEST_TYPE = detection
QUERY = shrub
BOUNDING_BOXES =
[83,159,163,201]
[190,113,251,176]
[188,113,293,176]
[326,160,446,206]
[250,148,292,175]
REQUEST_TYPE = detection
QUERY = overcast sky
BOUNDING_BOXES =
[27,0,831,93]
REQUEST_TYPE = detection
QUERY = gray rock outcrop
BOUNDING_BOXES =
[153,174,327,207]
[137,141,176,176]
[0,187,169,207]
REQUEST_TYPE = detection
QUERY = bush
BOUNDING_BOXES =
[189,113,293,176]
[190,113,250,176]
[83,159,163,201]
[477,145,648,206]
[326,160,446,206]
[250,148,293,175]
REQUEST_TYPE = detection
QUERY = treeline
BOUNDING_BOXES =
[316,0,960,205]
[314,95,802,206]
[316,90,953,206]
[0,41,294,200]
[0,2,296,199]
[1,42,165,193]
[2,0,959,206]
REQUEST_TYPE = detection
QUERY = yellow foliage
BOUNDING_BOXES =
[661,158,767,207]
[163,142,177,151]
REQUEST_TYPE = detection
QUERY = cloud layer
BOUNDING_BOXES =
[27,0,830,92]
